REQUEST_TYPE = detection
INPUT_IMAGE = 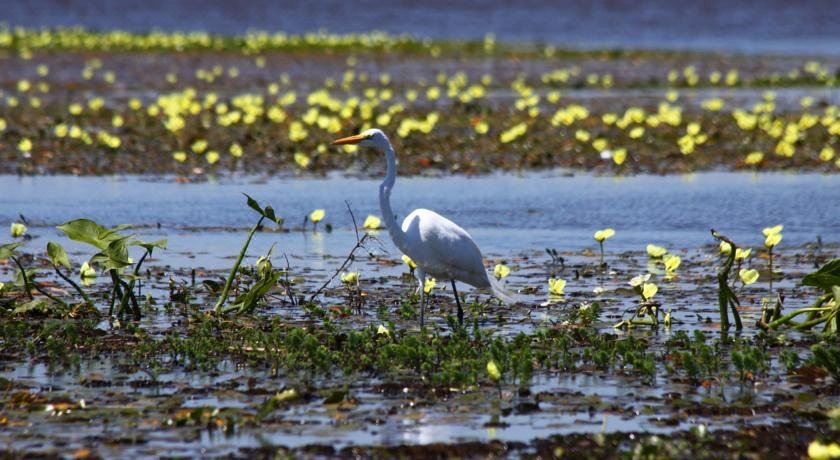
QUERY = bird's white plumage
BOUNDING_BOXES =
[400,209,491,288]
[332,128,517,317]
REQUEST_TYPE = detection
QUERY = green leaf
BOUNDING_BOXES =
[264,206,276,221]
[90,237,133,271]
[132,239,168,253]
[230,271,281,314]
[244,193,263,216]
[13,299,52,314]
[802,259,840,293]
[46,242,71,269]
[57,219,131,250]
[0,242,22,260]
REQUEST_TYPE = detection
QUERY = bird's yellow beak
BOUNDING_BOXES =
[332,134,366,145]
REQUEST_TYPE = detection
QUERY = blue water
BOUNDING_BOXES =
[2,172,837,258]
[3,0,840,55]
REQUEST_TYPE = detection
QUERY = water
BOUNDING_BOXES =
[2,172,838,259]
[3,0,840,55]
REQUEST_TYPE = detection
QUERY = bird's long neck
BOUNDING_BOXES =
[379,141,407,252]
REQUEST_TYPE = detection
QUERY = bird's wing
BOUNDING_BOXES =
[400,209,490,287]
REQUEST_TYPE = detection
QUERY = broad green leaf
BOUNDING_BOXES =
[0,242,22,260]
[47,242,71,269]
[57,219,131,250]
[802,259,840,293]
[264,206,276,221]
[132,239,168,253]
[13,299,52,314]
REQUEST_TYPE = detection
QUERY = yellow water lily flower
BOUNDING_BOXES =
[377,324,390,337]
[735,248,751,260]
[363,215,381,230]
[739,268,759,285]
[401,254,416,270]
[646,244,667,258]
[10,222,27,238]
[294,152,311,168]
[642,283,658,300]
[229,143,243,157]
[548,278,566,296]
[720,241,732,254]
[765,233,782,248]
[309,209,325,224]
[173,151,187,162]
[423,277,437,294]
[613,148,627,165]
[744,151,764,165]
[629,273,651,287]
[664,255,681,273]
[486,360,501,381]
[80,262,97,286]
[494,263,510,279]
[340,271,359,284]
[594,228,615,242]
[18,138,32,152]
[205,151,220,164]
[763,225,783,236]
[807,440,840,460]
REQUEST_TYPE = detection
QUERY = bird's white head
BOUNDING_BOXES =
[332,128,390,150]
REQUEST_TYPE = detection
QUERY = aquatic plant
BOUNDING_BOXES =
[711,230,743,331]
[213,194,283,313]
[593,228,615,268]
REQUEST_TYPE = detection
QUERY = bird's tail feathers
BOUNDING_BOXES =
[487,275,522,305]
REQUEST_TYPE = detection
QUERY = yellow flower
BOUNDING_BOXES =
[494,263,510,279]
[309,209,325,224]
[763,225,783,236]
[745,151,764,165]
[735,248,751,260]
[340,271,359,284]
[807,440,840,460]
[664,255,681,273]
[474,120,489,134]
[229,143,243,157]
[629,274,651,287]
[739,268,759,286]
[10,222,27,238]
[423,277,437,294]
[294,152,311,168]
[191,139,208,154]
[80,262,97,286]
[401,254,416,270]
[820,146,835,162]
[720,241,732,254]
[377,324,390,337]
[613,148,627,165]
[18,138,32,152]
[765,233,782,248]
[363,215,381,230]
[593,228,615,242]
[646,244,667,258]
[629,126,645,139]
[642,283,658,300]
[173,151,187,162]
[205,151,220,164]
[548,278,566,296]
[486,360,501,381]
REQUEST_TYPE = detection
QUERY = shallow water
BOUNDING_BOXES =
[3,172,838,259]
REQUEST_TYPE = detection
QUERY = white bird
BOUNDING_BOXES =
[333,129,516,327]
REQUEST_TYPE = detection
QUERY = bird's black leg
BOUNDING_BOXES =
[451,280,463,325]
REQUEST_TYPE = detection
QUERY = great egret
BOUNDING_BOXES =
[333,129,516,327]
